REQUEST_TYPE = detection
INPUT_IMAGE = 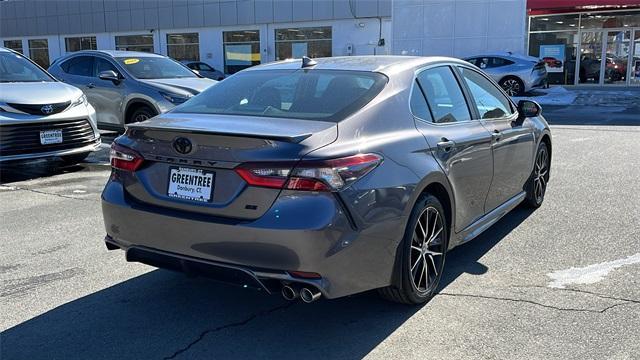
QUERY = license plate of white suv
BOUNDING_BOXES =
[167,167,215,203]
[39,129,63,145]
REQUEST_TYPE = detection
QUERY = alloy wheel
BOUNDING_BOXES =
[502,79,521,96]
[533,146,549,204]
[409,206,445,293]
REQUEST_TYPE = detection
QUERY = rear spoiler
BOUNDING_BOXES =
[126,124,312,143]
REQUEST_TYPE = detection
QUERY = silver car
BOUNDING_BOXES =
[48,51,216,129]
[463,52,547,96]
[181,61,225,81]
[0,47,100,164]
[102,56,551,304]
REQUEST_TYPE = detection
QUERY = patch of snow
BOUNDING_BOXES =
[513,86,577,106]
[0,185,16,191]
[72,190,87,194]
[547,253,640,288]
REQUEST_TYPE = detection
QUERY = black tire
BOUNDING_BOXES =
[379,194,448,304]
[524,141,550,208]
[499,77,525,96]
[128,106,155,124]
[60,152,90,166]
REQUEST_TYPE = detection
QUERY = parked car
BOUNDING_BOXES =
[182,61,225,80]
[0,47,100,165]
[464,52,547,96]
[102,56,551,304]
[48,51,217,129]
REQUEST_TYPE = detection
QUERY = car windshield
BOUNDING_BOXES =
[116,56,197,79]
[0,52,54,83]
[173,69,387,122]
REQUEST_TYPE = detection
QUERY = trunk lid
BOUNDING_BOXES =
[119,113,337,219]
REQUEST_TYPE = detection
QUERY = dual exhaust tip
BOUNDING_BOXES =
[282,284,321,303]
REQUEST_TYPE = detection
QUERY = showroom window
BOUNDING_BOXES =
[115,35,154,53]
[167,33,199,61]
[275,26,332,61]
[4,40,23,54]
[28,39,49,68]
[223,30,260,74]
[65,36,97,52]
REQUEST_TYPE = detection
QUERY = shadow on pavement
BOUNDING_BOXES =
[2,208,534,360]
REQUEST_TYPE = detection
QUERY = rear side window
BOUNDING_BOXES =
[459,67,513,120]
[416,67,471,124]
[62,56,93,76]
[492,57,514,67]
[410,80,433,121]
[174,69,388,122]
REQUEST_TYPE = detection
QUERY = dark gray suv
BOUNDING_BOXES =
[48,51,216,129]
[102,56,551,304]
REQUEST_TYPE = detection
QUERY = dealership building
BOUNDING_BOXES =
[1,0,638,86]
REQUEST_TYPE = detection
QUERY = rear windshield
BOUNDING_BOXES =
[173,69,388,122]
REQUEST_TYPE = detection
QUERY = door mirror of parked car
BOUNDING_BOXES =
[517,100,541,118]
[99,70,121,83]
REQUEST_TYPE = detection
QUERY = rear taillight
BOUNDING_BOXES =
[110,143,144,171]
[235,153,382,192]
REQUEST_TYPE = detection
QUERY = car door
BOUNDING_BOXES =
[91,56,127,126]
[59,55,94,92]
[411,65,494,233]
[456,65,535,212]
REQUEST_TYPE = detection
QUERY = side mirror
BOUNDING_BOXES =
[517,100,541,118]
[99,70,121,83]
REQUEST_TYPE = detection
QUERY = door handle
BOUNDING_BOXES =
[437,138,456,153]
[87,83,95,89]
[491,130,502,141]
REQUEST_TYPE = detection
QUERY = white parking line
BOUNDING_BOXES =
[547,253,640,288]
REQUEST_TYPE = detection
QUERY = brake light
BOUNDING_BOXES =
[235,154,382,192]
[110,143,144,171]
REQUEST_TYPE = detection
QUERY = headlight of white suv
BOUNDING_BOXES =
[72,94,87,107]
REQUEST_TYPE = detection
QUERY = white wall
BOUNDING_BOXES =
[392,0,527,58]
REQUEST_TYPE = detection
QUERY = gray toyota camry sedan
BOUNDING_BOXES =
[102,56,551,304]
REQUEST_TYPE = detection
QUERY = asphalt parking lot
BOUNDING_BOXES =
[1,124,639,360]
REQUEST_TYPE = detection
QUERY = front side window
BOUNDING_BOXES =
[95,58,119,76]
[459,67,513,120]
[167,33,199,61]
[65,36,97,52]
[223,30,261,74]
[173,69,387,122]
[62,56,94,77]
[417,67,471,123]
[4,40,23,54]
[275,26,332,61]
[0,52,54,82]
[115,56,196,79]
[115,35,154,53]
[28,39,49,68]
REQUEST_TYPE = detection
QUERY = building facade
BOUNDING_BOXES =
[1,0,638,86]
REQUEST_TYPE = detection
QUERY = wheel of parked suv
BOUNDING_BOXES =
[60,152,90,166]
[524,141,550,208]
[379,194,448,304]
[499,77,524,96]
[128,106,156,124]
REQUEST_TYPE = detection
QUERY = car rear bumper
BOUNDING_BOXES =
[101,179,401,299]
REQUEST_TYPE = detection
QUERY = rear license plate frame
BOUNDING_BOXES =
[167,166,215,203]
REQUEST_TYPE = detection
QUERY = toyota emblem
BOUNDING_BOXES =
[173,137,193,155]
[41,104,54,115]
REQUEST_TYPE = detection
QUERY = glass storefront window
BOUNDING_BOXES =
[578,31,603,84]
[115,35,154,53]
[167,33,199,61]
[604,30,631,84]
[632,30,640,85]
[275,26,332,61]
[223,30,260,75]
[530,14,580,32]
[28,39,49,68]
[65,36,97,52]
[4,40,23,54]
[529,31,578,85]
[581,11,640,29]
